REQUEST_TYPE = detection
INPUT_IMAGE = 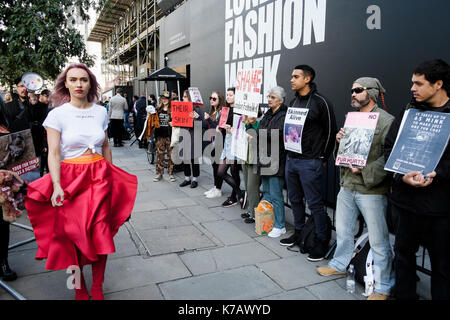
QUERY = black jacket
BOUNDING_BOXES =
[3,94,30,133]
[257,104,288,177]
[384,99,450,216]
[288,83,338,161]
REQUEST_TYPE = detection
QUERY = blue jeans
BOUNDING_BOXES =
[124,112,131,131]
[328,188,395,295]
[285,157,328,241]
[261,176,285,229]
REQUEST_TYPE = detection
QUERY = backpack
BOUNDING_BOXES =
[349,233,394,296]
[292,215,332,254]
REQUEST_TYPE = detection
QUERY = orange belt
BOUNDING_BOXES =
[62,153,104,164]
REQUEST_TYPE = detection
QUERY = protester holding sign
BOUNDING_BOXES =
[384,59,450,300]
[281,65,338,262]
[178,90,204,189]
[318,77,395,300]
[153,91,175,182]
[203,91,225,198]
[217,88,244,208]
[257,87,288,237]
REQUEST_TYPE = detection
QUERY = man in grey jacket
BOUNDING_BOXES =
[317,77,395,300]
[108,88,128,147]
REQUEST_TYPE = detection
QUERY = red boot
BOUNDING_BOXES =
[91,255,107,300]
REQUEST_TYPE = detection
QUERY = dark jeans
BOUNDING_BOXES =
[392,205,450,300]
[285,157,328,242]
[218,161,242,200]
[183,160,200,178]
[0,217,9,260]
[40,153,49,177]
[111,119,124,145]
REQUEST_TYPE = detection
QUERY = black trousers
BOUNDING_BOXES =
[0,216,9,260]
[110,119,124,145]
[212,162,224,189]
[183,160,200,178]
[392,205,450,300]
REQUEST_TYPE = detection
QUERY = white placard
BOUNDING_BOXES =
[284,108,309,154]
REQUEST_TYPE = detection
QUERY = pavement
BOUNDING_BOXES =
[0,137,432,300]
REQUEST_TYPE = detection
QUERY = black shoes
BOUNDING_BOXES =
[222,197,238,207]
[190,181,198,188]
[307,240,329,262]
[280,230,301,246]
[241,212,250,219]
[0,259,17,281]
[244,217,255,224]
[179,180,191,187]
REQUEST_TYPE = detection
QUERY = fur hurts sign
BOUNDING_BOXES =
[224,0,327,103]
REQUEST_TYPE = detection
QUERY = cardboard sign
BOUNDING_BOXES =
[0,129,39,176]
[188,87,204,106]
[171,101,194,127]
[218,106,230,128]
[284,108,309,154]
[234,67,263,117]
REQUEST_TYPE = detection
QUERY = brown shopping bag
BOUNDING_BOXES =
[255,200,275,236]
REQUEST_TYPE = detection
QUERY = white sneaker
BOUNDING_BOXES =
[206,188,222,198]
[204,187,215,196]
[268,227,287,238]
[169,175,176,182]
[153,174,162,182]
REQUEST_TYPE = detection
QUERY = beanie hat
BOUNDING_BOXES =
[353,77,386,103]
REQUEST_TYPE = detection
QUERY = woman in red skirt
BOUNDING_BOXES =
[25,63,137,300]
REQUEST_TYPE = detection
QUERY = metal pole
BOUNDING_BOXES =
[0,281,26,300]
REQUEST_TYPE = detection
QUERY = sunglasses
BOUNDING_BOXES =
[209,97,217,101]
[351,87,375,94]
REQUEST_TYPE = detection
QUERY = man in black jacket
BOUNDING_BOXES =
[3,77,30,133]
[280,65,338,262]
[384,59,450,300]
[135,93,149,148]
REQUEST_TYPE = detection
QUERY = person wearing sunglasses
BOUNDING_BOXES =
[281,65,338,262]
[203,91,225,198]
[317,77,395,300]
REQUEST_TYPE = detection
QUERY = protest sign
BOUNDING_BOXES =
[385,109,450,174]
[188,87,204,106]
[336,112,379,168]
[284,108,309,154]
[218,106,230,128]
[231,114,248,161]
[171,101,194,127]
[0,129,39,177]
[234,67,263,117]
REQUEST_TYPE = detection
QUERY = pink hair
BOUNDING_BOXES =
[52,63,100,107]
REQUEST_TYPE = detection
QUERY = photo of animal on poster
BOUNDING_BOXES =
[0,129,39,180]
[336,112,379,168]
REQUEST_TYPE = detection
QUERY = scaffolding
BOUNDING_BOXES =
[87,0,164,91]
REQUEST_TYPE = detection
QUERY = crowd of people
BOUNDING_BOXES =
[0,58,448,301]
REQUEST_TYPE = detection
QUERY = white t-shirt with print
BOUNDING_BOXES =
[43,103,109,160]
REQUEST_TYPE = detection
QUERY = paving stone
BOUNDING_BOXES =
[257,255,345,290]
[306,280,357,300]
[159,266,283,300]
[140,225,217,255]
[261,288,318,300]
[202,220,253,246]
[177,205,223,223]
[334,278,366,300]
[161,197,198,209]
[228,218,261,238]
[104,254,191,294]
[130,209,192,231]
[254,236,299,258]
[179,242,280,275]
[132,200,167,213]
[210,206,244,221]
[105,284,164,300]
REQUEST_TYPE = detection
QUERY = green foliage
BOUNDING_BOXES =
[0,0,106,87]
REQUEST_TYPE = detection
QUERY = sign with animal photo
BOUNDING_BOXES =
[188,87,204,106]
[0,129,39,176]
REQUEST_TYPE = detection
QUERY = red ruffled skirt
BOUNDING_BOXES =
[25,153,137,270]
